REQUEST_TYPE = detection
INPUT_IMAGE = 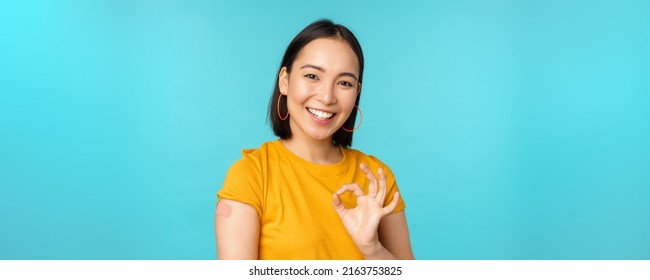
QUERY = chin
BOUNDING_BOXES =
[306,130,335,141]
[308,134,333,141]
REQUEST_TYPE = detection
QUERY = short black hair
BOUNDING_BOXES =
[268,19,364,148]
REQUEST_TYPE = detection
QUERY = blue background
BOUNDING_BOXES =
[1,0,648,259]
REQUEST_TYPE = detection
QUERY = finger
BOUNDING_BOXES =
[332,193,346,213]
[382,192,400,215]
[336,183,365,197]
[360,163,378,197]
[377,167,387,201]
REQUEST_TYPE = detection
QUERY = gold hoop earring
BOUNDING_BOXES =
[277,94,289,121]
[341,105,362,132]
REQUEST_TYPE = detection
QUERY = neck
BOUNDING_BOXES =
[280,136,342,165]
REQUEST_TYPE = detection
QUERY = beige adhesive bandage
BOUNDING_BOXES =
[215,201,232,217]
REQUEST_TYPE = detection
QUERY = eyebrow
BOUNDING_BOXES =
[300,64,358,81]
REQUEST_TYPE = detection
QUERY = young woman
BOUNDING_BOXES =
[215,19,414,260]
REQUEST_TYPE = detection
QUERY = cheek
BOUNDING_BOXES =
[287,81,313,105]
[288,79,313,96]
[339,93,358,110]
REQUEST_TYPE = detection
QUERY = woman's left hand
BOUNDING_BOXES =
[332,163,400,253]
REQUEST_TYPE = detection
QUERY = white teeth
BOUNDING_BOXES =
[308,108,334,120]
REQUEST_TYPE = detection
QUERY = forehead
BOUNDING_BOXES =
[293,38,360,73]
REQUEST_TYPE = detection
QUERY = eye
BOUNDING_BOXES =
[338,81,353,87]
[304,74,319,80]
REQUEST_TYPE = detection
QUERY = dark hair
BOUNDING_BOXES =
[268,19,364,148]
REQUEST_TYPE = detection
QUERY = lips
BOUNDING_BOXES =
[307,107,336,120]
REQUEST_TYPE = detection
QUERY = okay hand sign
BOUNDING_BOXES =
[332,163,400,250]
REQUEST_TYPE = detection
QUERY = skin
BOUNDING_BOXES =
[278,38,360,164]
[215,38,414,260]
[215,201,232,217]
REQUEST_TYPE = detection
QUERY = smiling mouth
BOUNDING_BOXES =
[307,107,336,120]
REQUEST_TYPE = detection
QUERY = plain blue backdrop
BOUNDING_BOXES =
[1,0,648,259]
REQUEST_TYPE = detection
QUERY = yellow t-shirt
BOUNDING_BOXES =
[217,140,405,260]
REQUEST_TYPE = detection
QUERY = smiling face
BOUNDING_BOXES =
[278,38,361,143]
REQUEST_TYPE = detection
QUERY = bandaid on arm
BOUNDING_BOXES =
[216,201,232,218]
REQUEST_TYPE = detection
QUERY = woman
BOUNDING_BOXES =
[215,19,414,260]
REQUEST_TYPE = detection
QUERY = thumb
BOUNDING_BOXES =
[332,192,346,214]
[382,192,400,215]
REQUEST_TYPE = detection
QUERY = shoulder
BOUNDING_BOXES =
[220,142,277,199]
[226,141,275,177]
[343,147,395,174]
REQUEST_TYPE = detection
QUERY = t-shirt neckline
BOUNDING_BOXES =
[271,139,349,176]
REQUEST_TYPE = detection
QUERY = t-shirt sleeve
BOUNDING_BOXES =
[217,157,263,218]
[371,157,406,214]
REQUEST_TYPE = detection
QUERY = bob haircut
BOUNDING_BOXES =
[268,19,364,148]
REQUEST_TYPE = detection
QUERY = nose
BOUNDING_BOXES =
[316,82,336,105]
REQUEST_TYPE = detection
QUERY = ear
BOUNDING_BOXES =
[278,67,289,95]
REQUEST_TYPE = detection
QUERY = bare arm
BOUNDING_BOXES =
[378,211,415,259]
[333,164,415,260]
[350,211,415,260]
[215,199,260,259]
